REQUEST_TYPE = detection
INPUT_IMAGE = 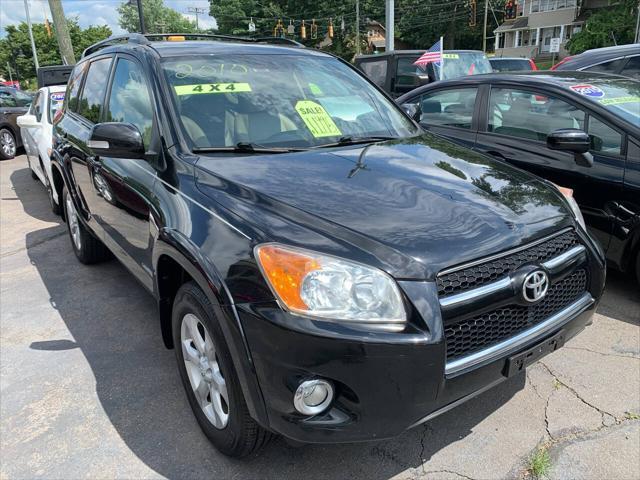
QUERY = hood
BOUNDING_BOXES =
[194,133,573,279]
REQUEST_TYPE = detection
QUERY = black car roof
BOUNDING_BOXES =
[556,43,640,70]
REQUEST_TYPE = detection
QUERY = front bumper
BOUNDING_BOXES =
[236,289,598,444]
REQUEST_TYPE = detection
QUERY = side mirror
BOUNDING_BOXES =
[87,122,145,159]
[546,128,593,168]
[17,114,39,128]
[401,103,421,121]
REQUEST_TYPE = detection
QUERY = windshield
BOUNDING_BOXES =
[163,54,418,149]
[432,52,492,79]
[489,59,532,72]
[566,78,640,126]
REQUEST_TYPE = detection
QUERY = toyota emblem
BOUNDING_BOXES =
[522,270,549,303]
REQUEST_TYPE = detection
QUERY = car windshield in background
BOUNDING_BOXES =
[567,78,640,126]
[433,52,492,79]
[162,55,418,150]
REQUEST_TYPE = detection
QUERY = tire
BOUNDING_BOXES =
[43,168,61,215]
[30,168,38,180]
[62,186,110,264]
[0,128,17,160]
[172,281,273,457]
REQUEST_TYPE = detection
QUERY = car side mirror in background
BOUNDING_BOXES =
[401,103,421,121]
[87,122,145,159]
[546,129,594,168]
[17,114,39,128]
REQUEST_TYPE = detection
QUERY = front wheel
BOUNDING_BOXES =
[172,281,272,457]
[62,186,110,264]
[0,128,16,160]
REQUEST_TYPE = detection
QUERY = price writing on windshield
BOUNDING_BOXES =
[295,100,341,138]
[174,83,252,95]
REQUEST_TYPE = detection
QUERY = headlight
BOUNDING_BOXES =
[255,244,406,331]
[553,184,585,230]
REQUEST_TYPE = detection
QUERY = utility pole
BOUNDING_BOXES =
[385,0,394,52]
[23,0,39,70]
[47,0,76,65]
[355,0,360,55]
[6,63,13,83]
[127,0,146,34]
[187,6,207,31]
[482,0,489,52]
[635,3,640,43]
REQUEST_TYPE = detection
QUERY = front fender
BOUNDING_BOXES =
[152,229,270,427]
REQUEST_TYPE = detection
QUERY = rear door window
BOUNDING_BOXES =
[77,58,112,123]
[620,55,640,80]
[488,88,585,141]
[417,88,478,129]
[359,59,387,88]
[584,58,625,74]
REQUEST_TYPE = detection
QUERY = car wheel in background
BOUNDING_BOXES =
[62,186,110,264]
[43,168,61,215]
[172,281,273,457]
[0,128,16,160]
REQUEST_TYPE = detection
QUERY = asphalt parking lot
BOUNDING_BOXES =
[1,154,639,480]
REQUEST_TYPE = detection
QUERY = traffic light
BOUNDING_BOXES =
[469,0,477,27]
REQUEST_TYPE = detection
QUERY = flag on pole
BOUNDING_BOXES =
[414,38,443,70]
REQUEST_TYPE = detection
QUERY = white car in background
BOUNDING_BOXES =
[18,85,66,214]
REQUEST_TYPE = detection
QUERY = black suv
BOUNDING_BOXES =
[51,34,605,457]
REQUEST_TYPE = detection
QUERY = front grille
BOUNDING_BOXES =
[444,269,587,361]
[437,230,580,297]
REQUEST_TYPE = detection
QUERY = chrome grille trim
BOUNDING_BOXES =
[444,292,594,376]
[541,245,586,272]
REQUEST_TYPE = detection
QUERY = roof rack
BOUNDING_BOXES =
[81,33,303,58]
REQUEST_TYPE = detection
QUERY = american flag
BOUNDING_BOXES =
[414,39,443,69]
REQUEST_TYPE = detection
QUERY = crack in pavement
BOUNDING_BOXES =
[418,423,429,474]
[423,469,476,479]
[538,361,617,424]
[564,346,640,360]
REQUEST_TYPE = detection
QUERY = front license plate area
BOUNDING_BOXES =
[504,330,566,377]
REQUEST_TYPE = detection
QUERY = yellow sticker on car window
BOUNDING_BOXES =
[309,83,323,95]
[599,96,640,106]
[174,83,252,95]
[295,100,341,138]
[442,53,459,59]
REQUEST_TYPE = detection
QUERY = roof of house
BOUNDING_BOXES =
[495,17,529,32]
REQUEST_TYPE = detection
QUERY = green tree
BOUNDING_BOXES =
[0,20,111,86]
[567,0,638,54]
[117,0,197,34]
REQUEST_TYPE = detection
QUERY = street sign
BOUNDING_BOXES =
[549,38,561,53]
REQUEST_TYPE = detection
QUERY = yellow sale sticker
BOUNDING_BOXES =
[599,96,640,106]
[174,83,252,95]
[295,100,341,138]
[442,53,459,59]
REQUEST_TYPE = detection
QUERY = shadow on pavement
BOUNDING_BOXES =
[14,165,527,479]
[597,269,640,327]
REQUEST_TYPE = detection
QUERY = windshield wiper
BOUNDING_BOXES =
[193,142,308,154]
[313,135,397,149]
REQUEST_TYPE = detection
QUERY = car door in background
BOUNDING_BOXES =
[22,90,42,174]
[405,87,480,149]
[92,55,158,290]
[474,86,625,250]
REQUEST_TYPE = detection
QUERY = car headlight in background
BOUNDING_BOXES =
[255,244,406,331]
[554,184,586,230]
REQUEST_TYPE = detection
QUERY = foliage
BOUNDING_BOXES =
[567,0,638,55]
[0,20,111,86]
[118,0,198,34]
[528,445,551,479]
[209,0,504,60]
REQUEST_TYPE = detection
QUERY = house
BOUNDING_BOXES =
[363,20,410,54]
[493,0,607,59]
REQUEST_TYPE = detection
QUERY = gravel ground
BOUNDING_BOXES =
[1,155,639,480]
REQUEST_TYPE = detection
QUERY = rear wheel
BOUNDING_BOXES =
[172,281,272,457]
[62,186,110,264]
[43,168,61,215]
[0,128,16,160]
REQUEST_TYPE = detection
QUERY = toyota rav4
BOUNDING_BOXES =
[51,34,606,457]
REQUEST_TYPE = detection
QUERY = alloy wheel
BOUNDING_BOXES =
[180,313,229,429]
[65,193,82,251]
[0,130,16,158]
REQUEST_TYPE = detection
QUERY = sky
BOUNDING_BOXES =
[0,0,217,38]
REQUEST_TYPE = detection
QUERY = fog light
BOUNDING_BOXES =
[293,379,334,415]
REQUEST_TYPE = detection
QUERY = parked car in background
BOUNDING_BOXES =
[489,57,537,72]
[18,84,66,214]
[51,33,605,457]
[398,72,640,283]
[552,43,640,80]
[355,50,492,97]
[0,86,32,159]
